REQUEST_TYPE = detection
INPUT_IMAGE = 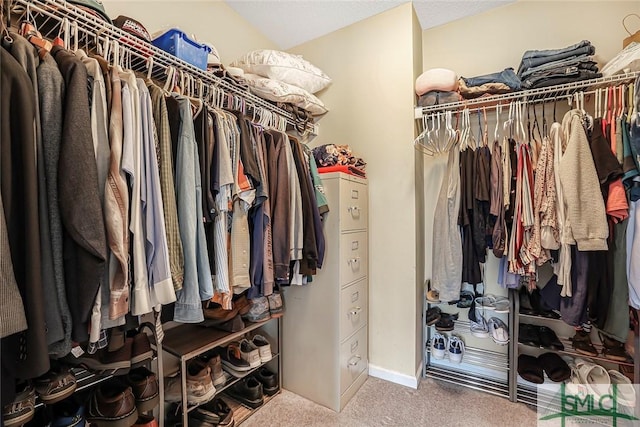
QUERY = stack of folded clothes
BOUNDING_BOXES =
[415,68,461,107]
[517,40,602,89]
[458,68,521,99]
[313,144,366,177]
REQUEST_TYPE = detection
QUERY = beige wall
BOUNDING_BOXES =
[289,3,420,380]
[422,0,636,76]
[101,0,276,65]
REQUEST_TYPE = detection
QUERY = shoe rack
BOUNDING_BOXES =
[512,290,638,409]
[422,278,516,402]
[160,317,281,426]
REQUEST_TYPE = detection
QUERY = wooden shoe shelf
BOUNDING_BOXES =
[161,317,282,426]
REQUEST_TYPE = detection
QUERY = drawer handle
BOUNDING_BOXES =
[348,355,362,367]
[348,206,361,218]
[348,257,360,267]
[351,190,359,199]
[348,307,362,317]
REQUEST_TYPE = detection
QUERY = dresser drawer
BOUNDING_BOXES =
[339,180,368,231]
[339,232,367,286]
[340,279,367,341]
[339,326,368,394]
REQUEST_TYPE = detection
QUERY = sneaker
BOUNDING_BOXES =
[252,335,273,363]
[243,297,271,323]
[125,367,159,413]
[201,353,226,387]
[164,359,216,405]
[2,383,36,427]
[49,399,85,427]
[469,310,490,339]
[431,332,447,360]
[34,365,77,405]
[225,377,264,409]
[488,317,510,345]
[220,342,252,374]
[267,291,284,318]
[447,335,465,363]
[86,380,138,427]
[239,339,261,368]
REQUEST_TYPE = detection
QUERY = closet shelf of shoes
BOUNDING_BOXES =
[426,339,509,371]
[219,393,279,424]
[518,337,634,368]
[162,320,273,360]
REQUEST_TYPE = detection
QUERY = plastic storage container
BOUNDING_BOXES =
[152,29,211,70]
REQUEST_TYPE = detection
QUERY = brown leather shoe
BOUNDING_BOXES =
[133,414,158,427]
[130,331,154,367]
[203,302,238,324]
[599,332,630,362]
[125,367,159,413]
[34,365,77,405]
[233,295,251,316]
[87,380,138,427]
[77,338,133,375]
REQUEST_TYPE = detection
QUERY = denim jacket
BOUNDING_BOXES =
[173,96,214,323]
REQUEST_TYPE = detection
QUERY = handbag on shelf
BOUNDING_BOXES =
[623,14,640,48]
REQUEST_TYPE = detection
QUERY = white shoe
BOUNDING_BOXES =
[447,335,465,364]
[574,358,611,401]
[252,335,273,363]
[431,332,447,360]
[493,296,510,313]
[608,370,636,408]
[470,310,490,338]
[488,317,509,345]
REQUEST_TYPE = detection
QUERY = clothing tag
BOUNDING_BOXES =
[71,346,85,358]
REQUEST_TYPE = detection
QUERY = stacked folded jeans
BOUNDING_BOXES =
[459,68,521,98]
[517,40,601,89]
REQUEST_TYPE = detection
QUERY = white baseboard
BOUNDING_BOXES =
[368,364,421,389]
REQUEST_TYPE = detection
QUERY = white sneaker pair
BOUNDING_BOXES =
[431,332,465,364]
[564,357,636,408]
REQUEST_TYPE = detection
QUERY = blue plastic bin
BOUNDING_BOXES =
[152,29,211,70]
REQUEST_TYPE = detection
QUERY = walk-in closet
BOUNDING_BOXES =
[1,1,639,426]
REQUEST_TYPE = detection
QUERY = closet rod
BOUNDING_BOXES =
[12,0,318,134]
[415,71,640,117]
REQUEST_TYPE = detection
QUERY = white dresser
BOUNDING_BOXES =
[282,172,369,412]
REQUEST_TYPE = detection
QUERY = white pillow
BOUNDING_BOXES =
[415,68,458,96]
[242,74,328,116]
[232,50,331,94]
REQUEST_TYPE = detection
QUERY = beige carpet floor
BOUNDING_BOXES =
[242,376,537,427]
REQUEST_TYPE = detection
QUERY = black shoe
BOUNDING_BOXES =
[571,330,598,357]
[539,326,564,351]
[426,306,441,326]
[435,313,458,332]
[190,399,234,427]
[253,367,279,396]
[529,288,560,319]
[599,332,629,362]
[519,286,536,315]
[456,291,474,308]
[225,377,264,409]
[518,323,541,347]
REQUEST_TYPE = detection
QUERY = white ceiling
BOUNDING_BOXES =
[225,0,516,50]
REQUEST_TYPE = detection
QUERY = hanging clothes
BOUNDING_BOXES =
[432,145,463,302]
[551,122,572,297]
[460,148,482,285]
